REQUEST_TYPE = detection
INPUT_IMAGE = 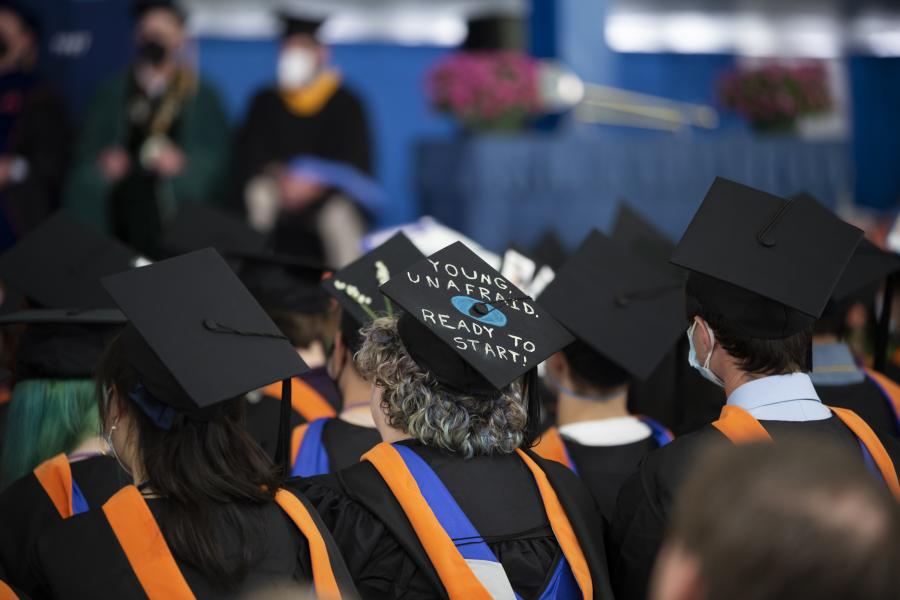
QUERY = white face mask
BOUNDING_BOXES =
[687,320,725,388]
[277,48,318,90]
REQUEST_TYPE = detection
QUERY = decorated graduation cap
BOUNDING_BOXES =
[541,230,685,380]
[324,232,424,354]
[280,12,324,39]
[236,252,331,314]
[323,232,423,324]
[0,212,148,310]
[102,248,307,469]
[159,205,268,257]
[381,241,573,442]
[611,203,683,280]
[671,178,863,339]
[1,309,126,380]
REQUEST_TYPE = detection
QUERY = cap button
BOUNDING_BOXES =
[470,303,490,317]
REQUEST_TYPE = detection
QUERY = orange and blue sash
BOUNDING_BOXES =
[33,454,89,518]
[291,418,331,477]
[863,368,900,433]
[363,443,593,599]
[712,404,900,499]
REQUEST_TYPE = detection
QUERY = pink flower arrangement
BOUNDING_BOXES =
[718,63,832,131]
[427,51,539,130]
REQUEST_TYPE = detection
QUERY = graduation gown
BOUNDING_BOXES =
[245,366,342,457]
[291,417,382,475]
[28,488,352,599]
[292,440,614,599]
[607,416,900,600]
[0,455,127,594]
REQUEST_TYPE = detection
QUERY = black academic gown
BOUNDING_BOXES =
[816,379,900,437]
[292,441,614,600]
[28,497,320,599]
[0,455,127,594]
[564,437,658,522]
[318,419,382,471]
[244,366,342,458]
[607,417,900,600]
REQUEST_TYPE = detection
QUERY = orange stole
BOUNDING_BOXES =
[362,443,593,600]
[0,579,17,600]
[712,404,900,499]
[864,368,900,423]
[263,377,336,422]
[0,386,10,406]
[102,486,343,600]
[532,426,573,469]
[33,454,75,518]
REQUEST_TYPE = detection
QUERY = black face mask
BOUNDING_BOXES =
[136,39,167,67]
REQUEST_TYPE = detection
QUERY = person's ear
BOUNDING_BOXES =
[692,316,714,363]
[328,330,347,378]
[546,352,572,387]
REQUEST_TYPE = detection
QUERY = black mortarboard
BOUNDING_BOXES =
[611,203,683,281]
[236,252,331,314]
[0,309,126,380]
[102,248,307,413]
[381,242,573,392]
[671,178,863,339]
[159,205,268,257]
[0,213,148,310]
[323,232,424,325]
[541,231,685,380]
[280,13,324,39]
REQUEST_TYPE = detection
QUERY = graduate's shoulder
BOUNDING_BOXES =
[638,426,726,495]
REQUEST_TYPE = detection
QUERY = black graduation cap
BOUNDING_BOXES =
[235,252,331,314]
[101,248,308,413]
[0,213,148,310]
[541,231,685,380]
[323,232,424,324]
[381,241,573,393]
[280,12,324,39]
[611,203,683,281]
[158,205,268,258]
[0,309,126,380]
[671,178,863,339]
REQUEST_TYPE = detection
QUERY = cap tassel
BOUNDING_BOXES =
[274,378,292,477]
[755,198,795,248]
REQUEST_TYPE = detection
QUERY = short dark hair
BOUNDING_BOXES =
[269,308,338,350]
[686,283,812,375]
[668,439,900,600]
[562,339,630,392]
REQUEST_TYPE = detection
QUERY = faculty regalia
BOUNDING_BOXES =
[0,454,126,594]
[535,230,680,518]
[609,178,892,600]
[27,249,356,599]
[298,241,612,598]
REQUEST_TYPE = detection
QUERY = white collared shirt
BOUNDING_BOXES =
[727,372,832,422]
[558,416,652,446]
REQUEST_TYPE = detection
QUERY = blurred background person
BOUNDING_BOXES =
[0,2,68,250]
[63,0,228,256]
[651,440,900,600]
[234,13,372,267]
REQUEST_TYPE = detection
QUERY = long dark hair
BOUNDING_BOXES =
[95,335,282,589]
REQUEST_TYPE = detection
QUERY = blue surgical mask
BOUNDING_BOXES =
[687,321,725,388]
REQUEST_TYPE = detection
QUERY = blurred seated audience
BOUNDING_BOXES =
[63,0,228,256]
[234,13,372,267]
[651,440,900,600]
[0,2,69,249]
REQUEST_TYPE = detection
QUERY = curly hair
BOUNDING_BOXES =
[355,316,527,457]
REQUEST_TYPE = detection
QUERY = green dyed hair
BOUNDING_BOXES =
[0,379,99,489]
